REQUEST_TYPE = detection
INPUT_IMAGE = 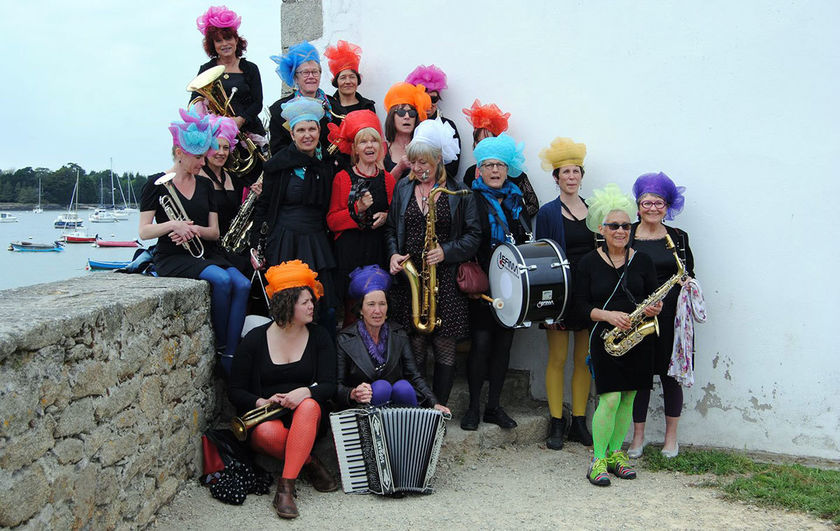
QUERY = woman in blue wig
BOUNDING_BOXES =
[268,41,334,154]
[335,265,450,414]
[139,108,251,374]
[253,97,338,336]
[461,133,531,432]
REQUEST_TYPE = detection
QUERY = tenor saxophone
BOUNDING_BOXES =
[602,234,686,357]
[400,183,471,334]
[221,172,263,254]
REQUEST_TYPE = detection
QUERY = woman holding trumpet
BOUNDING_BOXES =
[230,260,338,519]
[139,109,250,373]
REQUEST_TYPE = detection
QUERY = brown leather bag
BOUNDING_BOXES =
[457,260,488,294]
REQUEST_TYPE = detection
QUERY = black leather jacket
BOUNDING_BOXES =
[384,176,481,265]
[335,322,436,407]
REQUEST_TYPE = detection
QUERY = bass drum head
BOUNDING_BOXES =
[488,243,526,328]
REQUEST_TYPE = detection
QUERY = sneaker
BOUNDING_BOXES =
[460,408,480,431]
[587,458,611,486]
[483,407,517,429]
[607,450,637,479]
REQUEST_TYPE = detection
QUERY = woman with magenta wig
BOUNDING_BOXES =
[139,109,251,374]
[335,265,450,415]
[627,172,696,459]
[405,64,461,178]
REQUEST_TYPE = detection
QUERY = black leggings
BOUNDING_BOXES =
[467,318,514,411]
[633,374,683,422]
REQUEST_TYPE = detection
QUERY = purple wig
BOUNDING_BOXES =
[347,265,392,300]
[632,172,686,220]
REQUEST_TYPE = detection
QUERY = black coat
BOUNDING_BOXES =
[268,93,333,155]
[192,58,265,135]
[335,322,436,408]
[327,91,377,125]
[384,176,481,265]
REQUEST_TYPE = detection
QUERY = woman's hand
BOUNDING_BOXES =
[250,180,262,196]
[350,383,372,404]
[390,253,410,275]
[233,116,246,128]
[433,404,451,416]
[255,393,284,408]
[605,311,632,330]
[395,155,410,174]
[249,248,266,271]
[371,211,387,229]
[643,300,663,317]
[425,244,445,265]
[356,191,374,213]
[168,220,198,245]
[277,387,311,410]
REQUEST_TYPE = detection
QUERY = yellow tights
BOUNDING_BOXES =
[545,329,591,417]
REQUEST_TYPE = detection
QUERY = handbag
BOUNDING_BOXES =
[457,260,488,294]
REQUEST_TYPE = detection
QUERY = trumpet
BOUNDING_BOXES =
[230,403,286,441]
[154,173,204,258]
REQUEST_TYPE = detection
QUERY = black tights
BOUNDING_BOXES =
[411,334,457,406]
[633,374,683,422]
[467,323,514,411]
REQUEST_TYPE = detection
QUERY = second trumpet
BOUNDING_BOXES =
[154,172,205,258]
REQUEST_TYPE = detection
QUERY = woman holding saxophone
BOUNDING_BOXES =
[627,172,695,459]
[385,118,480,407]
[229,260,338,519]
[461,134,530,431]
[571,184,661,486]
[139,109,251,373]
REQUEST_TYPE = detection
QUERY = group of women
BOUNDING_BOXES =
[138,5,701,518]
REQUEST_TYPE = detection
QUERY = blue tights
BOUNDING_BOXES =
[370,380,418,407]
[199,265,251,373]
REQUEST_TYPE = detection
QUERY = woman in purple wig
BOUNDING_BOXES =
[626,172,695,459]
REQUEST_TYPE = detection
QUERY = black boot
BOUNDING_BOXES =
[432,363,456,406]
[546,416,567,450]
[568,416,593,446]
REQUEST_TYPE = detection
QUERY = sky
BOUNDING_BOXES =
[1,1,284,176]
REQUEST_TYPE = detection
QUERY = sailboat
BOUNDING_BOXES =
[89,173,117,223]
[115,163,139,215]
[54,170,84,228]
[32,177,43,213]
[109,161,129,220]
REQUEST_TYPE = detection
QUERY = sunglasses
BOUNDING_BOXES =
[603,223,632,231]
[429,94,440,104]
[395,108,418,118]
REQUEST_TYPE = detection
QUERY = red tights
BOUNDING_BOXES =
[249,398,321,479]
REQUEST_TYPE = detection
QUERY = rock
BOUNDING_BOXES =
[0,415,55,470]
[53,437,84,465]
[0,464,50,527]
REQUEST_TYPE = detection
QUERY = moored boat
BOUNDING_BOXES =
[8,240,64,252]
[95,238,140,248]
[0,212,18,223]
[61,231,98,243]
[89,208,118,223]
[55,170,84,228]
[87,258,131,270]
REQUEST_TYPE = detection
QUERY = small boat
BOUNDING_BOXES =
[0,212,18,223]
[61,231,98,243]
[55,171,84,228]
[8,240,64,252]
[33,178,43,213]
[89,208,118,223]
[95,238,140,248]
[111,209,129,221]
[87,258,131,270]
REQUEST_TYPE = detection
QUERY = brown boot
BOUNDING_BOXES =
[303,455,339,492]
[273,478,298,519]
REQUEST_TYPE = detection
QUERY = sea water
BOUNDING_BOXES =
[0,210,155,291]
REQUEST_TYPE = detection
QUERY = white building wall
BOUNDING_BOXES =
[310,0,839,459]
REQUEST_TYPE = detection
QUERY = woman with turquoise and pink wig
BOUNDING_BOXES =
[139,109,251,374]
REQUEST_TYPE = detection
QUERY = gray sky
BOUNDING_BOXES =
[1,1,283,176]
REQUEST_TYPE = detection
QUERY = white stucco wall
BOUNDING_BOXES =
[311,0,840,459]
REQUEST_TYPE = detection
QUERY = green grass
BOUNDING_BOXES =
[639,446,840,524]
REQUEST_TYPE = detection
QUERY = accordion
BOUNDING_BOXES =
[330,406,448,495]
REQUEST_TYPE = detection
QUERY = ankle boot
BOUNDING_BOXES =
[432,363,456,405]
[303,455,338,492]
[568,416,593,446]
[546,416,567,450]
[273,478,298,519]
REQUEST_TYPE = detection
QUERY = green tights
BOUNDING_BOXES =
[591,391,637,459]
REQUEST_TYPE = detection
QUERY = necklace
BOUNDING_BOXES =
[354,164,377,178]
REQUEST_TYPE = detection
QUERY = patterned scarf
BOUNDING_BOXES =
[471,177,523,246]
[667,278,706,387]
[357,320,389,367]
[293,87,334,122]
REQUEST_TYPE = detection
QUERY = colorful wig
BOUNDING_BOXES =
[168,108,219,155]
[462,99,510,137]
[270,41,321,87]
[347,264,392,300]
[324,40,361,79]
[196,5,241,35]
[632,172,686,220]
[473,133,526,178]
[539,137,586,172]
[405,64,447,93]
[410,118,460,164]
[281,97,325,129]
[326,110,383,156]
[585,184,637,233]
[265,259,323,300]
[383,82,432,121]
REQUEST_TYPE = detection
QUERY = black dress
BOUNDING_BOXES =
[573,250,659,393]
[229,322,337,427]
[631,225,695,376]
[327,91,376,125]
[192,58,265,136]
[140,173,231,278]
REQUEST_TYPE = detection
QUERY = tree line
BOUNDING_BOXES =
[0,164,148,207]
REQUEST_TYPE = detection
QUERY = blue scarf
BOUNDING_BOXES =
[471,177,523,246]
[357,320,389,367]
[293,87,334,122]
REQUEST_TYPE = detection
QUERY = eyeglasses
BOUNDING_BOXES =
[394,108,418,118]
[480,162,508,170]
[603,223,632,231]
[296,69,321,78]
[429,94,440,104]
[639,199,666,210]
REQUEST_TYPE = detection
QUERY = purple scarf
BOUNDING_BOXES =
[357,320,389,367]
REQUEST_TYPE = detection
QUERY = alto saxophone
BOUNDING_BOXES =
[400,182,471,334]
[221,172,263,254]
[602,234,686,357]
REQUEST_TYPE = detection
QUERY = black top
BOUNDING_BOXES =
[327,91,376,125]
[463,167,540,220]
[202,165,242,236]
[229,322,337,415]
[268,93,333,155]
[192,58,265,135]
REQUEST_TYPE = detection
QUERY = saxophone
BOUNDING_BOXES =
[602,234,686,357]
[400,183,471,334]
[221,173,263,254]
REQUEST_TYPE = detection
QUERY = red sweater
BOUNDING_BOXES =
[327,168,396,239]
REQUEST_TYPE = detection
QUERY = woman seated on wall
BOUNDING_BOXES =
[139,109,250,373]
[335,265,451,414]
[382,82,432,180]
[229,260,338,519]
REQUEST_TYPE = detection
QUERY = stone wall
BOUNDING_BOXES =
[0,275,220,529]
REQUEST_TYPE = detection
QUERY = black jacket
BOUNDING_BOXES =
[268,93,333,155]
[335,322,436,407]
[327,91,377,125]
[384,176,481,265]
[472,191,532,271]
[192,58,265,135]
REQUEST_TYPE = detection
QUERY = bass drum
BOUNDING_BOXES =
[488,239,570,328]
